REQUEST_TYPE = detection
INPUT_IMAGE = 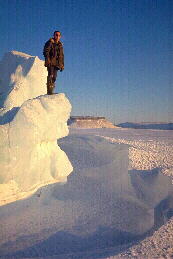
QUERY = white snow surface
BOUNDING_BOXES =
[0,128,173,259]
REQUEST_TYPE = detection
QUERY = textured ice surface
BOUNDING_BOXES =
[0,51,47,113]
[0,94,73,204]
[0,51,73,204]
[71,128,173,176]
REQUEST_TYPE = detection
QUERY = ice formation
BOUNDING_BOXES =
[0,51,47,113]
[0,51,73,204]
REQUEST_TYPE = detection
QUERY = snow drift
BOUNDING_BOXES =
[0,134,172,258]
[0,51,73,204]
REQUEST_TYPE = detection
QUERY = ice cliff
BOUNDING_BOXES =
[0,51,47,113]
[0,51,73,204]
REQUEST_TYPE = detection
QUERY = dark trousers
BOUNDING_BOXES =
[47,66,58,94]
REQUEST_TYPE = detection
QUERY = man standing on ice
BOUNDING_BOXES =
[43,31,64,94]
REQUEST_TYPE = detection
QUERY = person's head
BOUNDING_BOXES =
[53,31,61,42]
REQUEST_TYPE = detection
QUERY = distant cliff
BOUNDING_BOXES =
[68,116,117,128]
[117,122,173,130]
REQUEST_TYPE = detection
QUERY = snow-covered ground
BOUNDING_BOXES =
[75,128,173,176]
[0,127,173,259]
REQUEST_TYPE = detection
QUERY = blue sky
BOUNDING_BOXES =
[0,0,172,123]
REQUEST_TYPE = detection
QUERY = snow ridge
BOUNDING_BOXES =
[98,136,173,177]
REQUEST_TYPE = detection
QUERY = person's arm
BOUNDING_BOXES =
[62,46,64,70]
[60,44,64,71]
[43,40,51,67]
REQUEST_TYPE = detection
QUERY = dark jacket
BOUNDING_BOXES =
[43,38,64,70]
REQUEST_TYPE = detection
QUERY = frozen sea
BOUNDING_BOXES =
[0,127,173,259]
